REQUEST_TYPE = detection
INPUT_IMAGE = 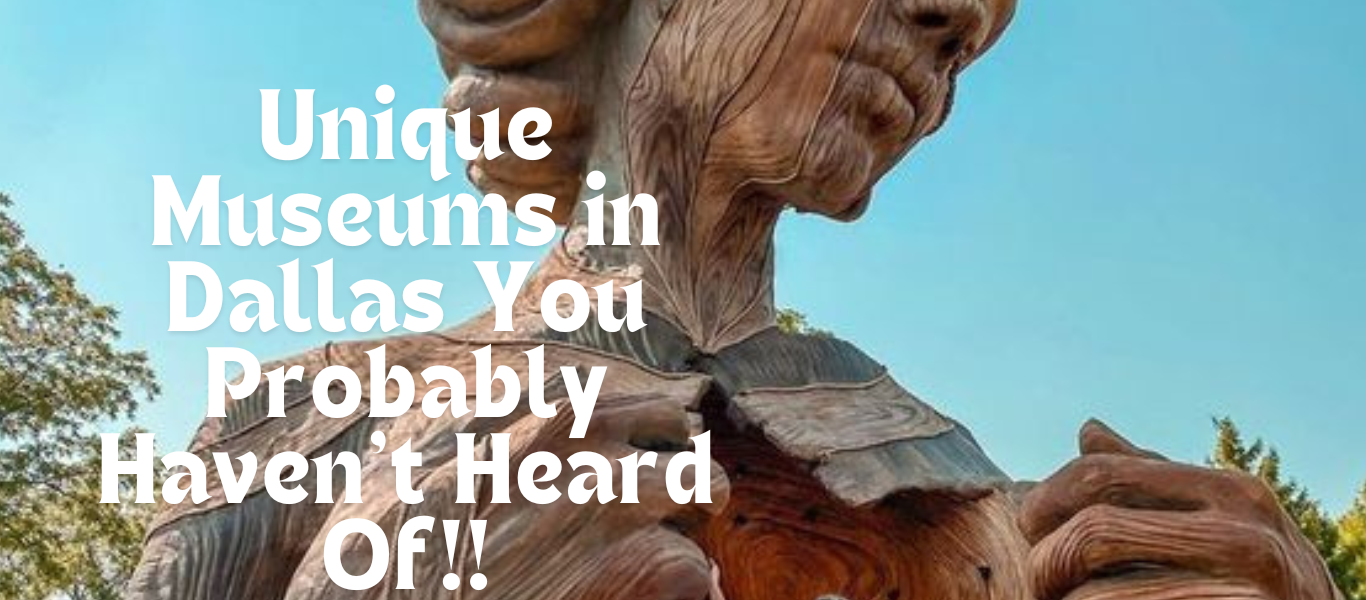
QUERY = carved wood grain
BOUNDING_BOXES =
[692,408,1029,600]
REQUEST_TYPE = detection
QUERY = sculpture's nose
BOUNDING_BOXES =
[904,0,988,72]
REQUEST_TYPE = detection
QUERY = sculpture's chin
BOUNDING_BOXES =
[786,188,872,222]
[787,134,882,222]
[830,190,874,221]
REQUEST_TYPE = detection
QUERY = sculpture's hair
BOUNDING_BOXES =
[420,0,1016,225]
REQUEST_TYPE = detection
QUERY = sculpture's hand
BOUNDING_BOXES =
[1019,420,1340,600]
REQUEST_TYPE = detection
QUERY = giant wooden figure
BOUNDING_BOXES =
[128,0,1343,598]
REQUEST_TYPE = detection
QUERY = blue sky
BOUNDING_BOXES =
[2,1,1362,511]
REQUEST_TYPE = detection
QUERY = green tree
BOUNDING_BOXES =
[1209,417,1364,599]
[775,307,831,337]
[0,193,161,600]
[1339,485,1366,600]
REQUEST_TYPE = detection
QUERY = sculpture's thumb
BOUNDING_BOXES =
[1078,418,1166,460]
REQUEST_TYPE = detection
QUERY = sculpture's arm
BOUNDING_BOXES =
[125,494,293,599]
[124,419,376,600]
[1019,420,1341,600]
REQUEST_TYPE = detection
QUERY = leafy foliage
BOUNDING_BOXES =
[0,193,161,600]
[775,308,831,337]
[1210,417,1366,599]
[1339,486,1366,600]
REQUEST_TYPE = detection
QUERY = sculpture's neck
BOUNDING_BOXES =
[535,189,784,355]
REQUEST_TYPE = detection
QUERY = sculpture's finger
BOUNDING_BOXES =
[1018,454,1225,544]
[1028,504,1289,600]
[1077,419,1165,460]
[1058,573,1273,600]
[593,394,695,451]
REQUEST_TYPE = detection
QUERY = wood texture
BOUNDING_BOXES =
[731,375,954,463]
[1017,421,1341,600]
[694,403,1030,600]
[127,1,1343,599]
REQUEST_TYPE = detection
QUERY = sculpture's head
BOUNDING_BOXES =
[422,0,1014,224]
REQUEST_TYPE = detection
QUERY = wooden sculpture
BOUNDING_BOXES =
[127,0,1343,598]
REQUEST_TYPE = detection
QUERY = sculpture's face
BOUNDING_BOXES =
[629,0,1012,220]
[423,0,1012,224]
[790,0,1006,220]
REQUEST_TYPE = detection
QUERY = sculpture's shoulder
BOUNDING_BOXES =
[694,329,1031,598]
[707,328,1014,506]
